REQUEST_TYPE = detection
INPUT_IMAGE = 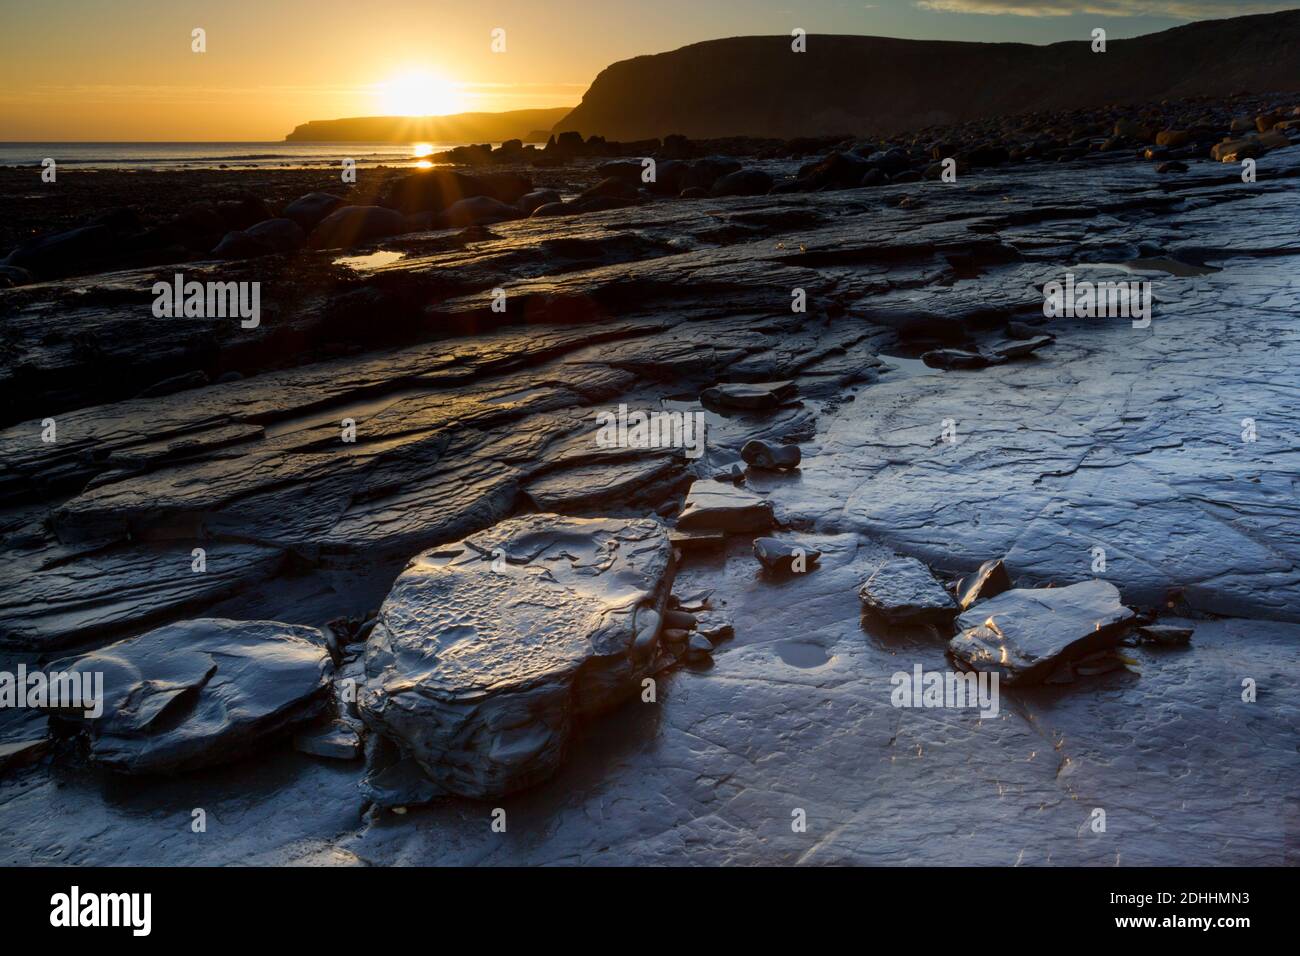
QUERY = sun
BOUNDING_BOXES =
[376,69,466,117]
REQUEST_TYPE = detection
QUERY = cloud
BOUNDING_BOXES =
[915,0,1297,17]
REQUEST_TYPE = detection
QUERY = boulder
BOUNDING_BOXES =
[859,557,958,625]
[358,514,676,799]
[741,439,802,470]
[473,172,533,205]
[243,217,306,253]
[281,192,344,231]
[310,205,407,249]
[682,157,742,191]
[579,177,641,202]
[437,196,523,228]
[54,619,333,773]
[383,169,486,214]
[676,480,775,532]
[948,580,1135,684]
[710,168,773,197]
[517,189,562,215]
[212,218,304,259]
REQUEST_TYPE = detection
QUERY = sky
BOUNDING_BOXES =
[0,0,1293,140]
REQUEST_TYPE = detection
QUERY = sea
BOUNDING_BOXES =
[0,142,485,171]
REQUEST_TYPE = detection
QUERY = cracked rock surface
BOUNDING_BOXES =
[358,514,675,799]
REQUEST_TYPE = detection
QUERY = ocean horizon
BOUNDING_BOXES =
[0,141,498,171]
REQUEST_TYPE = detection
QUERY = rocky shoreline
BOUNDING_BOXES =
[2,92,1299,865]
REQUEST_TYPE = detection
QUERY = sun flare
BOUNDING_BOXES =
[376,69,466,117]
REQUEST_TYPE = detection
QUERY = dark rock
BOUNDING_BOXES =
[310,206,408,249]
[243,217,306,253]
[358,514,676,798]
[1137,623,1194,646]
[383,170,487,214]
[579,177,641,202]
[741,438,802,470]
[517,189,562,215]
[293,720,363,760]
[685,632,714,663]
[701,380,797,409]
[956,558,1013,610]
[921,348,1001,370]
[676,480,775,532]
[437,196,523,228]
[753,537,821,573]
[710,168,773,197]
[281,192,344,231]
[682,157,742,191]
[859,556,958,625]
[135,370,210,398]
[54,619,333,773]
[530,201,573,218]
[948,580,1136,684]
[988,334,1054,360]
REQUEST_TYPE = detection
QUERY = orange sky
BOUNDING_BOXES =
[0,0,1270,141]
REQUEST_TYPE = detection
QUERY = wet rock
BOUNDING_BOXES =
[669,528,727,551]
[293,720,363,760]
[988,334,1054,360]
[517,189,562,215]
[685,633,714,663]
[437,196,523,228]
[1137,623,1194,646]
[580,177,641,202]
[357,514,676,798]
[682,157,742,191]
[281,192,344,231]
[753,537,821,574]
[1156,160,1189,173]
[957,558,1013,610]
[859,556,958,625]
[383,169,485,214]
[921,348,1002,370]
[741,439,802,470]
[311,205,408,249]
[55,619,333,773]
[0,708,50,777]
[676,480,775,533]
[244,217,306,253]
[949,580,1136,684]
[135,370,209,398]
[525,456,681,512]
[711,169,773,197]
[530,201,573,218]
[701,380,796,410]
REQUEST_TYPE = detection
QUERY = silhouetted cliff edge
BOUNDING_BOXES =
[555,10,1300,139]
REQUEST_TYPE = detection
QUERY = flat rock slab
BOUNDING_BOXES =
[358,513,675,799]
[701,380,797,410]
[858,556,957,624]
[677,480,775,532]
[949,579,1135,684]
[56,618,333,773]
